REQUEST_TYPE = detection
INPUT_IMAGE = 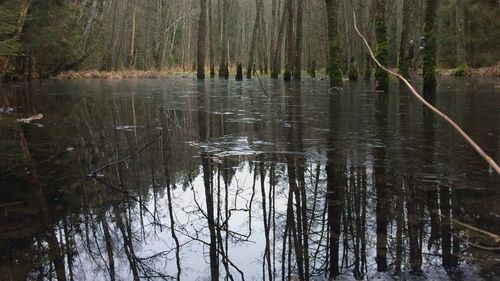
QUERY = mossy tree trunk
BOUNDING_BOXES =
[325,0,343,87]
[423,0,438,96]
[398,0,411,79]
[197,0,207,79]
[374,0,389,92]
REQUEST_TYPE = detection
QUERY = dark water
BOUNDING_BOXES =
[0,77,499,281]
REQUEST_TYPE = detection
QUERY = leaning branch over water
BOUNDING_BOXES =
[353,12,500,175]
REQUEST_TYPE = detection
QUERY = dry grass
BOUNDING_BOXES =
[55,64,500,80]
[56,68,195,80]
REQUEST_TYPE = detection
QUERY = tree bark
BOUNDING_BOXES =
[208,0,215,77]
[374,0,389,91]
[219,0,230,78]
[127,0,137,68]
[247,0,262,79]
[423,0,438,97]
[197,0,207,79]
[271,2,287,78]
[17,0,30,36]
[293,0,303,79]
[398,0,411,79]
[325,0,343,87]
[455,0,466,67]
[283,0,294,81]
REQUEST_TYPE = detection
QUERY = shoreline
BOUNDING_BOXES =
[2,65,499,83]
[57,66,500,80]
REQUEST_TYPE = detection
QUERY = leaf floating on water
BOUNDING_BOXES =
[16,113,44,124]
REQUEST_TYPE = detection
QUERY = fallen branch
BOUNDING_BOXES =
[353,12,500,175]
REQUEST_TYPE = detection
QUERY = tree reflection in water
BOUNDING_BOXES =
[0,78,499,280]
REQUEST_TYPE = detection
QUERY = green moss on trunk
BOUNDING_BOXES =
[325,0,342,87]
[374,0,389,92]
[423,0,438,96]
[398,0,411,79]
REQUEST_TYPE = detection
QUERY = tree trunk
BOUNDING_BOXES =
[247,0,262,79]
[271,2,287,78]
[283,0,294,81]
[1,0,30,73]
[128,0,137,68]
[325,0,343,87]
[374,0,389,91]
[455,0,466,67]
[398,0,411,79]
[293,0,303,79]
[236,62,243,80]
[208,0,215,77]
[152,0,162,70]
[270,0,278,74]
[423,0,438,97]
[197,0,207,79]
[219,0,230,78]
[17,0,30,36]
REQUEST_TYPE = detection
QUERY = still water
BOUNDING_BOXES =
[0,77,499,281]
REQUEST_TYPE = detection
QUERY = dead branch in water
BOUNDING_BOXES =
[353,12,500,175]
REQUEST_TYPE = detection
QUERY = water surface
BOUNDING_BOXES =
[0,77,499,280]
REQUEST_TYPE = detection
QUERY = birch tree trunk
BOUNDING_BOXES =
[127,0,137,68]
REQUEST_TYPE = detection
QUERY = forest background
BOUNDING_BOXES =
[0,0,499,81]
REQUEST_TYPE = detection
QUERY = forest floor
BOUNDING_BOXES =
[55,65,500,80]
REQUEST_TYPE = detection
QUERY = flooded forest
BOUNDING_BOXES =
[1,0,500,281]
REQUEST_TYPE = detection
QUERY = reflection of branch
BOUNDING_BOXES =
[189,182,253,242]
[439,213,500,243]
[89,132,163,176]
[353,11,500,175]
[452,234,500,251]
[91,176,166,228]
[176,228,246,281]
[256,72,269,97]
